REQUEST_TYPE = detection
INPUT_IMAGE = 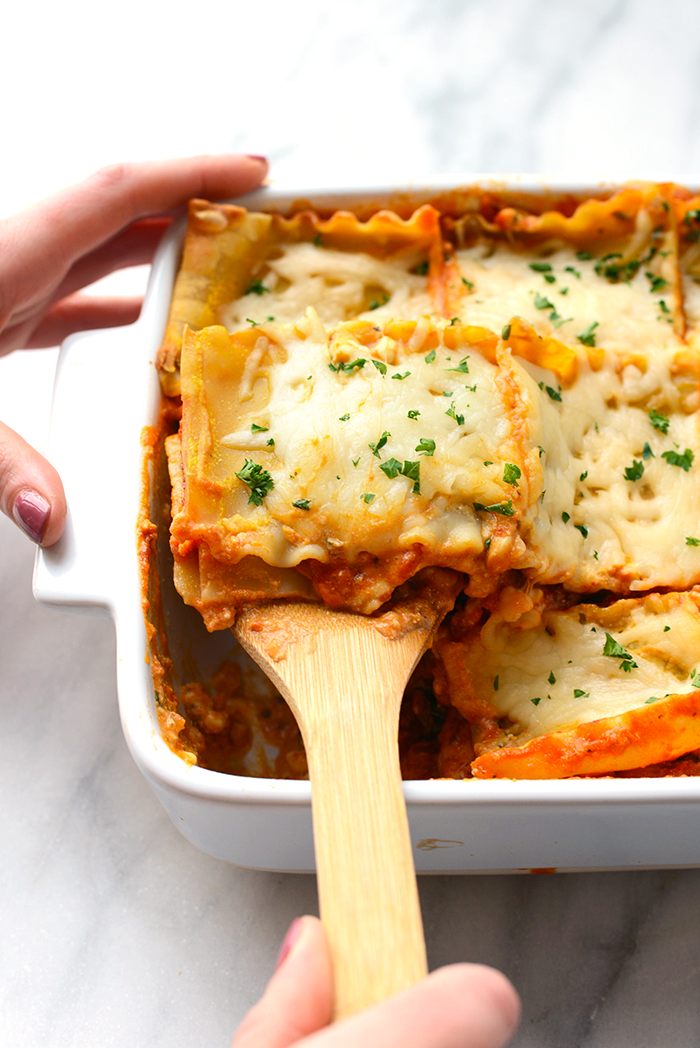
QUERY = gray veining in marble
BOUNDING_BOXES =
[4,0,700,1044]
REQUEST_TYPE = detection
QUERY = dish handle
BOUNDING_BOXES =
[33,322,152,617]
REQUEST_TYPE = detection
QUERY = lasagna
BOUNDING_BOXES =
[145,182,700,780]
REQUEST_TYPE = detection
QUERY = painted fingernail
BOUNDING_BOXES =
[245,154,268,164]
[275,917,303,970]
[12,489,50,544]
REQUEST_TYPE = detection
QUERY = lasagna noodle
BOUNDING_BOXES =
[169,315,555,617]
[437,590,700,779]
[156,200,447,396]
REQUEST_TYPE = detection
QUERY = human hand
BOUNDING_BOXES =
[0,153,268,546]
[232,916,520,1048]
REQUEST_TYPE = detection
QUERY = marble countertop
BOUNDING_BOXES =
[3,1,700,1044]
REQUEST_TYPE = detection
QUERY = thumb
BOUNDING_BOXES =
[233,917,333,1048]
[0,419,66,545]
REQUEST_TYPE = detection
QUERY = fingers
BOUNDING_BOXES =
[16,295,144,350]
[232,917,333,1048]
[301,964,520,1048]
[0,420,66,546]
[44,217,171,305]
[0,154,268,328]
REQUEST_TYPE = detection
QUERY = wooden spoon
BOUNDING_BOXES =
[233,571,461,1021]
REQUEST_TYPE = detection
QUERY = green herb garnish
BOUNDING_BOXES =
[649,409,670,433]
[416,438,436,457]
[235,459,274,506]
[503,462,521,487]
[624,460,644,482]
[661,448,694,471]
[577,321,599,347]
[292,498,311,510]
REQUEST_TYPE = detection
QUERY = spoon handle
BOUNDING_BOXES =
[304,638,427,1019]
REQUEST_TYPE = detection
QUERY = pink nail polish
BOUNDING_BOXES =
[246,154,268,164]
[275,917,303,970]
[12,489,50,544]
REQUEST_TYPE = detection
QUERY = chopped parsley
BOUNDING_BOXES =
[538,446,546,459]
[646,271,669,293]
[338,413,351,421]
[446,404,465,425]
[462,277,474,289]
[602,632,638,672]
[250,423,269,433]
[246,316,274,326]
[362,493,376,504]
[534,292,555,310]
[579,470,588,481]
[575,524,589,539]
[562,511,571,523]
[687,537,700,546]
[483,460,494,466]
[642,442,654,460]
[544,273,556,284]
[416,438,436,457]
[401,459,421,494]
[539,382,562,402]
[595,253,640,282]
[530,262,552,273]
[352,457,360,467]
[659,299,671,315]
[329,358,367,372]
[664,625,671,631]
[407,409,420,420]
[235,459,274,506]
[266,438,275,447]
[244,279,269,296]
[313,233,323,246]
[392,371,411,380]
[292,498,311,510]
[531,697,542,706]
[503,462,522,487]
[661,448,694,471]
[424,349,436,364]
[473,499,515,517]
[649,409,670,433]
[548,671,556,685]
[372,359,387,375]
[624,460,644,482]
[644,697,659,704]
[369,295,389,310]
[565,266,581,279]
[574,689,589,698]
[550,312,572,329]
[448,317,460,326]
[577,250,593,261]
[493,675,499,691]
[577,321,599,347]
[502,324,511,340]
[379,458,402,479]
[369,431,390,457]
[413,260,429,275]
[559,287,569,295]
[445,357,470,374]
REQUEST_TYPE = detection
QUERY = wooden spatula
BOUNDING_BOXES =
[234,572,460,1021]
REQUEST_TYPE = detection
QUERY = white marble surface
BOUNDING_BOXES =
[4,0,700,1044]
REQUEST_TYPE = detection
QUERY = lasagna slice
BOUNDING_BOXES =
[167,315,550,624]
[156,200,446,396]
[436,590,700,778]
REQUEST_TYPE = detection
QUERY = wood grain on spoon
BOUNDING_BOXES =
[234,568,462,1020]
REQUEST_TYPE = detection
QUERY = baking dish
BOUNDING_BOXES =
[33,177,700,873]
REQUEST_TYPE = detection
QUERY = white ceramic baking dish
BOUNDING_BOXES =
[33,177,700,874]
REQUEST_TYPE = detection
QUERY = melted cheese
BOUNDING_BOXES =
[171,316,539,591]
[457,245,680,356]
[446,591,700,743]
[526,345,700,591]
[219,243,433,330]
